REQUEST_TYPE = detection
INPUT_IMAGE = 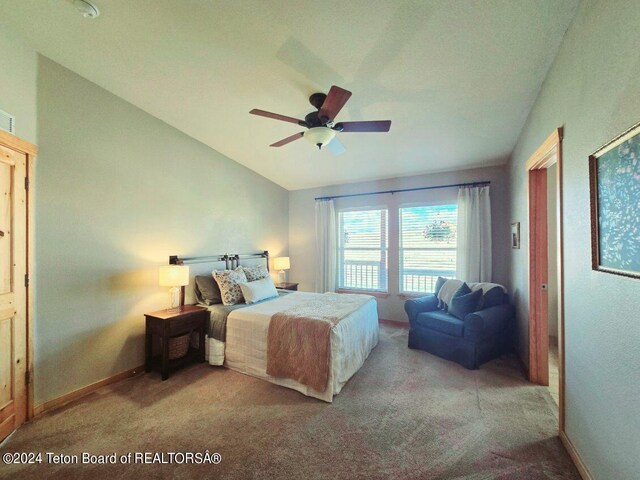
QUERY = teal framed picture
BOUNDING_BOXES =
[589,121,640,279]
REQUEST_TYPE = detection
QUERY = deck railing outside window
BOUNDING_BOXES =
[400,204,458,294]
[401,267,456,293]
[342,260,382,291]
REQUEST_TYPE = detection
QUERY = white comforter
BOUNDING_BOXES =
[207,292,379,402]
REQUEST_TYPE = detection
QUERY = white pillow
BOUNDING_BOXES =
[437,279,463,309]
[239,277,278,304]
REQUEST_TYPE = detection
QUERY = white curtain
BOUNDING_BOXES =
[456,186,492,282]
[315,199,337,292]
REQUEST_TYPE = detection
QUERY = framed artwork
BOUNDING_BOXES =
[589,121,640,279]
[511,222,520,249]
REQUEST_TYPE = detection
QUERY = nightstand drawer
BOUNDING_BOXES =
[168,311,207,334]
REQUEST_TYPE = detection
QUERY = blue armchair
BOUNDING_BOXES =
[404,285,514,369]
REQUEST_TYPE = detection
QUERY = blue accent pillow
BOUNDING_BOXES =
[482,286,505,308]
[449,283,482,320]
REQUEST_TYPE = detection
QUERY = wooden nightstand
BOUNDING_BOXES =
[145,305,208,380]
[275,282,299,291]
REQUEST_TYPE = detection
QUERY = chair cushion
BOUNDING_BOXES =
[449,284,482,320]
[416,310,464,337]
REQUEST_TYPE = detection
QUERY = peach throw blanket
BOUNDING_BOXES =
[266,293,371,392]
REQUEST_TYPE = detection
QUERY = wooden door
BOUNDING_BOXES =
[528,168,549,385]
[0,142,27,442]
[525,128,565,431]
[526,128,563,391]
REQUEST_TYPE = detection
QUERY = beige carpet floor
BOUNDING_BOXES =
[0,325,579,479]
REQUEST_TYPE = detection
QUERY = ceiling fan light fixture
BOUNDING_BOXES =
[304,127,336,150]
[250,84,391,153]
[74,0,100,18]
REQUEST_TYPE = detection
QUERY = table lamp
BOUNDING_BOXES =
[159,265,190,308]
[273,257,290,284]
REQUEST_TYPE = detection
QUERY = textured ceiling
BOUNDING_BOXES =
[0,0,578,190]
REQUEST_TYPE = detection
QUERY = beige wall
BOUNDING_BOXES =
[507,1,640,477]
[0,21,37,144]
[34,57,289,404]
[289,165,510,322]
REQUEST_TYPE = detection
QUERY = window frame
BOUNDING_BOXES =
[398,202,458,295]
[336,206,389,293]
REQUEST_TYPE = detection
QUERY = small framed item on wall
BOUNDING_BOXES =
[589,120,640,279]
[511,222,520,249]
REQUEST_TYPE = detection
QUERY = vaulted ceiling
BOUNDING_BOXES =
[1,0,578,189]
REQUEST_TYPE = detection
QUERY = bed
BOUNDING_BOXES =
[170,251,379,402]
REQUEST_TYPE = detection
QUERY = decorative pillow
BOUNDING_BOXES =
[449,283,482,320]
[434,276,447,308]
[194,275,222,305]
[239,277,278,304]
[454,282,471,298]
[437,279,464,311]
[481,286,506,309]
[242,264,270,282]
[434,276,447,297]
[212,268,248,306]
[467,283,507,308]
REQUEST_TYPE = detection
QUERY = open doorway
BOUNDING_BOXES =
[526,128,565,431]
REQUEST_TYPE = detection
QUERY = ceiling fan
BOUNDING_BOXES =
[250,85,391,154]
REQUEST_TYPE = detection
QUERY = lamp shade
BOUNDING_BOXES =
[303,127,336,148]
[273,257,290,271]
[159,265,190,287]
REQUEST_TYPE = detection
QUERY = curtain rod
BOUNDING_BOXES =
[314,181,490,201]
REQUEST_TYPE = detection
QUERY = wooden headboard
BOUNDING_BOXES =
[168,251,269,305]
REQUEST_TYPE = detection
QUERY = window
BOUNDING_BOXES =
[400,204,457,294]
[338,208,388,291]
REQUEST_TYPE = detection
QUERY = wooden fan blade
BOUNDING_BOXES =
[338,120,391,132]
[250,109,305,125]
[270,132,304,147]
[318,85,352,122]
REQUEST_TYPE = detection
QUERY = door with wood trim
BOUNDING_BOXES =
[528,168,549,385]
[0,142,27,442]
[525,127,565,433]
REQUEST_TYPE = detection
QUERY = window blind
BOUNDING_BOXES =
[338,208,388,291]
[400,204,457,293]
